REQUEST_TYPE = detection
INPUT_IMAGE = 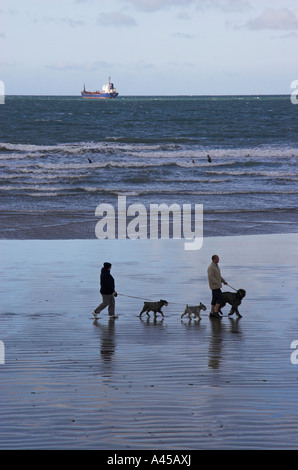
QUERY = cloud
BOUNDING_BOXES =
[125,0,251,12]
[196,0,251,13]
[245,8,298,31]
[46,60,112,71]
[172,32,197,39]
[38,16,85,27]
[97,12,137,28]
[176,12,192,20]
[280,31,298,39]
[126,0,193,11]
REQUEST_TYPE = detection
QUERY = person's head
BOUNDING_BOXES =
[103,262,112,270]
[212,255,219,264]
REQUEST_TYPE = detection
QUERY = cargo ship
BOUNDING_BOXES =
[81,77,118,99]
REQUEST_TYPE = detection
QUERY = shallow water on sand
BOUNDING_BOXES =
[1,234,298,449]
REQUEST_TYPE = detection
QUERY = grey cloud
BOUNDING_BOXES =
[172,32,197,39]
[125,0,194,11]
[125,0,251,12]
[97,12,137,28]
[38,16,85,27]
[46,61,112,71]
[245,8,298,31]
[280,31,298,39]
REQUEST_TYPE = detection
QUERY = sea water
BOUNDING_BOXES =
[0,95,297,238]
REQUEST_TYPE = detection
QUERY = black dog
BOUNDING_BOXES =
[139,299,168,319]
[218,289,246,318]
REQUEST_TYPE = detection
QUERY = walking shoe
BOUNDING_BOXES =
[92,311,98,318]
[109,315,118,319]
[209,311,221,319]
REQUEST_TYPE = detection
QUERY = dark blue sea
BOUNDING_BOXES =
[0,95,297,238]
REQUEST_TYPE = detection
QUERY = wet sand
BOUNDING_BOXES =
[1,233,298,450]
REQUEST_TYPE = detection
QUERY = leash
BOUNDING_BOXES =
[117,293,152,301]
[117,293,185,306]
[226,283,237,291]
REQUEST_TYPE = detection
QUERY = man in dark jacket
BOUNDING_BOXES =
[93,262,117,318]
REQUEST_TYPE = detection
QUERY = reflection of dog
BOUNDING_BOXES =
[181,303,207,321]
[219,289,246,317]
[139,299,168,319]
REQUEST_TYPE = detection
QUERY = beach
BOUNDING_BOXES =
[1,233,298,450]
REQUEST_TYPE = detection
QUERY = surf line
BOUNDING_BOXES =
[95,195,203,250]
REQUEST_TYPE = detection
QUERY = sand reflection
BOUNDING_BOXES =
[93,318,116,363]
[208,317,242,369]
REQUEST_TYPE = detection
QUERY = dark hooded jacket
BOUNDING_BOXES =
[100,267,115,295]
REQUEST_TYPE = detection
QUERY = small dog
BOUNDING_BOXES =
[181,303,207,321]
[139,299,168,319]
[219,289,246,317]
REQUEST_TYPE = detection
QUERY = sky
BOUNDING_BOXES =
[1,0,298,95]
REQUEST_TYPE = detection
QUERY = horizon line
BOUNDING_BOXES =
[4,93,290,97]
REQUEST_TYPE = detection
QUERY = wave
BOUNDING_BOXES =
[1,184,297,196]
[3,170,297,184]
[206,169,298,178]
[1,140,298,159]
[1,162,297,181]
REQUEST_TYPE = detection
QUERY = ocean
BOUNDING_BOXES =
[0,95,297,239]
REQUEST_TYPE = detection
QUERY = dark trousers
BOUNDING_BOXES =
[211,288,223,306]
[94,294,115,316]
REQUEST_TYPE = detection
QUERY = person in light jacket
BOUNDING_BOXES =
[207,254,227,318]
[93,262,118,319]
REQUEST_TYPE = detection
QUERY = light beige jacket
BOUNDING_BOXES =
[207,262,226,290]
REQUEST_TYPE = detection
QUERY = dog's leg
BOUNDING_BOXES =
[139,307,146,318]
[158,309,164,318]
[229,303,237,316]
[181,309,187,319]
[235,307,242,318]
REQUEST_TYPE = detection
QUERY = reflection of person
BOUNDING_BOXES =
[92,262,118,318]
[207,255,227,318]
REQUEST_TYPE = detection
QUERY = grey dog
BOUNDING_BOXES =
[219,289,246,317]
[139,299,168,319]
[181,303,207,321]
